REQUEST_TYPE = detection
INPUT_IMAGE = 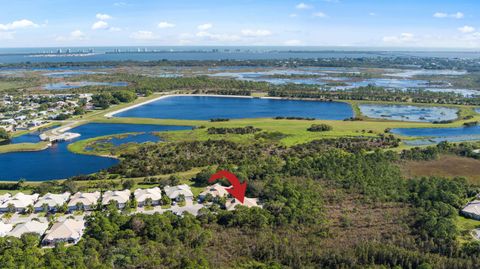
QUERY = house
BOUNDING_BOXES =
[67,191,101,211]
[164,185,194,202]
[473,149,480,154]
[462,200,480,220]
[0,193,39,213]
[198,183,229,201]
[225,197,261,211]
[134,187,162,207]
[0,193,11,204]
[0,222,13,237]
[8,220,49,238]
[102,190,131,209]
[34,192,71,212]
[42,219,86,246]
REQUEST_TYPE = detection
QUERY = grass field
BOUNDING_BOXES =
[455,215,480,244]
[0,142,50,154]
[400,155,480,185]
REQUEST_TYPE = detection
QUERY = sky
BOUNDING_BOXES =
[0,0,479,48]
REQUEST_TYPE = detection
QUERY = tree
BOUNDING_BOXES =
[25,204,34,215]
[42,203,49,213]
[6,203,15,213]
[0,128,10,141]
[144,197,153,207]
[161,195,172,206]
[122,179,135,190]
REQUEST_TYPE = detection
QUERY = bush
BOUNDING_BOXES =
[307,124,333,132]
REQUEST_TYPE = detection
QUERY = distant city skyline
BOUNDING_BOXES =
[0,0,479,48]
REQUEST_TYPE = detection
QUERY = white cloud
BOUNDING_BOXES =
[433,12,464,19]
[96,13,112,20]
[458,25,475,33]
[289,13,298,18]
[196,31,240,42]
[313,12,327,18]
[56,30,88,42]
[92,21,109,30]
[158,22,175,29]
[109,27,122,32]
[383,32,415,44]
[197,23,213,30]
[130,30,156,40]
[296,3,312,10]
[369,12,376,16]
[0,19,39,31]
[284,39,303,46]
[241,29,272,37]
[113,2,127,7]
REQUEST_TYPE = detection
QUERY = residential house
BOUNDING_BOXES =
[67,191,101,211]
[198,183,229,201]
[0,193,11,204]
[42,219,86,246]
[0,222,13,237]
[8,220,49,238]
[102,190,131,209]
[134,187,162,207]
[462,200,480,220]
[34,192,71,212]
[225,197,261,211]
[0,193,39,213]
[164,185,194,202]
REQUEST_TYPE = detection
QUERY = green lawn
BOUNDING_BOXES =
[455,215,480,244]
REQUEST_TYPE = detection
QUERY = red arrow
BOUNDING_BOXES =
[209,170,247,203]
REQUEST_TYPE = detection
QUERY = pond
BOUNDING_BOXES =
[392,125,480,146]
[0,123,191,181]
[43,71,107,78]
[43,81,128,90]
[114,95,354,120]
[359,104,458,122]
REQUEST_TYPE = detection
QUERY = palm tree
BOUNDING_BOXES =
[25,204,34,215]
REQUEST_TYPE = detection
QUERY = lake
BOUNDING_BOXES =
[359,104,458,122]
[115,95,354,120]
[44,81,128,90]
[392,125,480,146]
[43,71,107,78]
[0,123,191,181]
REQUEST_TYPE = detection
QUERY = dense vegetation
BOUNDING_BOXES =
[91,90,137,109]
[3,137,480,268]
[307,123,333,132]
[207,126,261,135]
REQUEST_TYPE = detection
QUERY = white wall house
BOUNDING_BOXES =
[198,183,229,201]
[134,187,162,207]
[8,220,49,238]
[461,200,480,220]
[0,222,13,237]
[225,197,261,211]
[164,185,194,202]
[67,191,101,211]
[42,219,86,246]
[34,192,71,212]
[0,193,40,213]
[102,190,131,209]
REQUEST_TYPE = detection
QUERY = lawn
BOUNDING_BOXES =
[455,215,480,244]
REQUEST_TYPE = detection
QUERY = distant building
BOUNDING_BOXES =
[8,220,49,238]
[42,219,86,246]
[0,193,39,213]
[225,197,261,211]
[461,200,480,220]
[164,185,194,202]
[134,187,162,207]
[34,192,71,212]
[102,190,131,209]
[67,191,101,211]
[198,183,229,201]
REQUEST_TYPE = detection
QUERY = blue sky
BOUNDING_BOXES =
[0,0,479,48]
